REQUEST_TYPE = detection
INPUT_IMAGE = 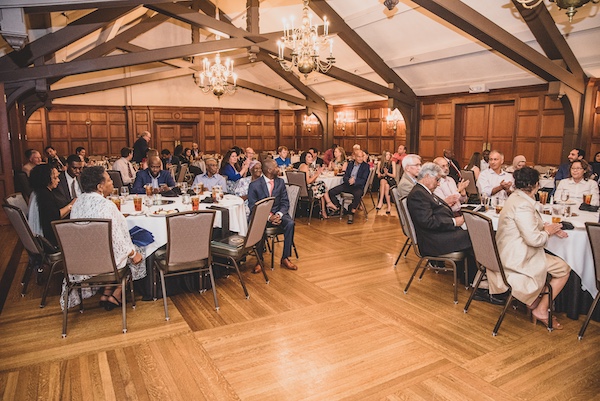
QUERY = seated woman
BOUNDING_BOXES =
[376,150,397,214]
[233,162,263,216]
[274,146,291,167]
[590,151,600,181]
[219,149,250,193]
[464,152,482,180]
[490,167,570,329]
[328,146,348,173]
[179,147,192,164]
[299,151,328,218]
[70,166,145,310]
[505,155,526,173]
[555,159,599,206]
[29,164,74,247]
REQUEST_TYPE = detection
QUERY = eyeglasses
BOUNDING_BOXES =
[407,163,421,167]
[571,167,584,171]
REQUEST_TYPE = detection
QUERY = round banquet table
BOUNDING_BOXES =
[479,203,599,320]
[122,193,247,256]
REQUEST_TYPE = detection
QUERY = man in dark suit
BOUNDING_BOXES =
[160,148,180,170]
[133,131,151,163]
[131,156,176,194]
[248,158,298,272]
[309,148,325,167]
[53,154,84,208]
[44,146,66,171]
[324,150,370,224]
[406,162,472,257]
[443,149,462,184]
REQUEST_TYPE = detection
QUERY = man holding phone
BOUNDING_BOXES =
[131,156,176,194]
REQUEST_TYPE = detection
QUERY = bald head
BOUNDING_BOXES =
[433,157,449,177]
[262,158,278,179]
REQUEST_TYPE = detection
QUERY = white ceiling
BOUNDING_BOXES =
[0,0,599,107]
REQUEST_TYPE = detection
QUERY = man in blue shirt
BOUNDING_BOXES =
[192,158,227,192]
[131,156,176,194]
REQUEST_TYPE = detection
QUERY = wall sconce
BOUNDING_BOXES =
[386,108,404,133]
[335,111,351,131]
[302,113,319,132]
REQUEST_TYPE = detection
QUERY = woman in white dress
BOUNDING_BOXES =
[555,159,599,206]
[68,166,145,310]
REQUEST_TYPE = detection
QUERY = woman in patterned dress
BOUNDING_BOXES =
[299,151,328,218]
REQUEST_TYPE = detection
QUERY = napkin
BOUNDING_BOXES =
[161,190,179,197]
[129,226,155,246]
[579,203,599,212]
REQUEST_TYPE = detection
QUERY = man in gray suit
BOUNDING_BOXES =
[397,154,422,198]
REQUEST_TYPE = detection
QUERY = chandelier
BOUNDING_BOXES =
[277,0,335,78]
[515,0,599,22]
[386,108,404,133]
[335,111,352,131]
[198,53,237,97]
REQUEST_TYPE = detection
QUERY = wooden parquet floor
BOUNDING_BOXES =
[1,206,600,400]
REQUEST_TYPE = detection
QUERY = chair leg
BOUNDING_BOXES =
[308,199,314,225]
[159,270,169,321]
[547,283,553,332]
[270,235,276,271]
[153,262,158,301]
[230,258,250,299]
[129,276,136,309]
[578,292,600,340]
[292,240,299,259]
[40,260,61,308]
[404,258,425,294]
[492,293,514,336]
[121,277,128,333]
[362,200,368,220]
[450,260,458,304]
[403,242,411,258]
[208,265,220,311]
[464,259,469,290]
[395,238,410,267]
[254,248,269,284]
[21,255,35,296]
[464,267,486,313]
[62,287,70,338]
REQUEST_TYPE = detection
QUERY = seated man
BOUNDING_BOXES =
[407,162,473,270]
[234,162,263,216]
[477,150,514,202]
[193,158,227,192]
[248,159,297,273]
[160,148,180,170]
[22,149,43,177]
[433,157,469,214]
[53,154,84,208]
[131,156,176,194]
[397,154,422,198]
[324,150,370,224]
[111,147,136,186]
[44,146,66,171]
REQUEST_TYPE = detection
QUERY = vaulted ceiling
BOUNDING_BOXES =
[0,0,598,119]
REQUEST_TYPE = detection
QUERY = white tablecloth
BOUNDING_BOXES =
[282,172,343,190]
[481,204,598,298]
[122,194,247,255]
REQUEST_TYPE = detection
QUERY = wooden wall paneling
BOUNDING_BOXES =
[278,111,295,150]
[488,102,516,159]
[538,141,563,165]
[0,83,16,225]
[202,110,217,152]
[459,104,488,166]
[25,109,45,153]
[590,83,600,158]
[435,117,452,159]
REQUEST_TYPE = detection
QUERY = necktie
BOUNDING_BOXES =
[268,179,274,196]
[127,162,134,179]
[71,179,77,199]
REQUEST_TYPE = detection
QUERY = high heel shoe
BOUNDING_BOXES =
[531,313,563,330]
[104,295,122,311]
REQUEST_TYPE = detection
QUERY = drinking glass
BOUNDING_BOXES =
[560,189,570,203]
[120,186,129,199]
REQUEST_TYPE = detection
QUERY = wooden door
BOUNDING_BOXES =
[458,101,515,165]
[155,123,197,152]
[0,84,16,225]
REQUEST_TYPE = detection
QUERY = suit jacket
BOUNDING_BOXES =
[53,171,78,208]
[133,137,149,163]
[446,157,462,184]
[342,161,370,189]
[131,169,176,194]
[406,183,471,256]
[491,190,561,305]
[397,172,417,199]
[248,176,289,217]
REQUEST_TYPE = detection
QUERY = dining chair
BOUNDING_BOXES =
[177,164,189,183]
[580,222,600,340]
[399,196,467,304]
[154,210,217,320]
[4,192,29,217]
[460,169,480,203]
[14,171,32,202]
[211,197,274,298]
[52,219,135,338]
[107,170,125,190]
[339,167,376,220]
[265,184,300,269]
[462,210,518,336]
[2,204,63,298]
[285,170,320,224]
[390,187,412,266]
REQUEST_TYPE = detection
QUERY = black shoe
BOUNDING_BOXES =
[327,208,340,217]
[347,214,354,224]
[489,291,509,305]
[473,288,490,302]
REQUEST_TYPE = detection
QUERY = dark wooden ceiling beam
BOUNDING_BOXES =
[512,0,585,80]
[309,0,416,99]
[0,6,138,71]
[411,0,585,94]
[0,38,252,83]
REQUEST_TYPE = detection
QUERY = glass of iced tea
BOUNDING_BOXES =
[133,196,142,212]
[494,198,504,215]
[145,184,153,197]
[552,205,563,223]
[110,196,121,211]
[583,193,592,205]
[538,191,548,205]
[191,196,199,211]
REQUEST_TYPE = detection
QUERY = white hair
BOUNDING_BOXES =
[402,154,421,169]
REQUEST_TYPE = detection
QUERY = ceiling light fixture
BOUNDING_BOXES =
[515,0,599,22]
[198,53,237,97]
[302,113,319,132]
[277,0,335,78]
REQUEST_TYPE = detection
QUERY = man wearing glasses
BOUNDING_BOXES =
[53,154,84,208]
[398,154,422,198]
[131,156,176,194]
[407,162,472,261]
